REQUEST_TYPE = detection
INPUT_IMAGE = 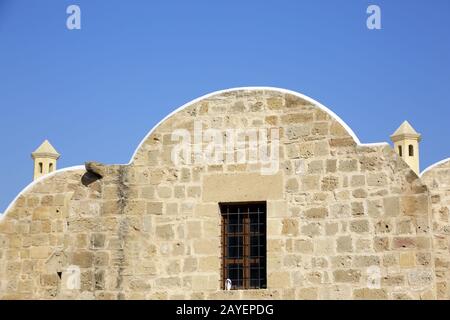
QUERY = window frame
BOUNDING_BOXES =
[220,202,267,290]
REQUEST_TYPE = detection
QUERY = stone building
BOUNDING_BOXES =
[0,87,449,300]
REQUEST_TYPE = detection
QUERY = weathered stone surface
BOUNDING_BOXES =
[0,88,444,300]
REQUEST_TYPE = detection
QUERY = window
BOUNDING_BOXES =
[398,146,402,157]
[49,163,54,172]
[409,145,414,157]
[220,202,267,290]
[39,162,43,174]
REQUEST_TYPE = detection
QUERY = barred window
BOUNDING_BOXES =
[220,202,267,290]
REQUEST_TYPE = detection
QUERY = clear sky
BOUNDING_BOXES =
[0,0,449,213]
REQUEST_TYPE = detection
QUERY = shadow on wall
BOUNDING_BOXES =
[81,172,102,187]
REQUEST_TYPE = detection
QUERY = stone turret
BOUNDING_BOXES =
[390,121,421,175]
[31,140,60,180]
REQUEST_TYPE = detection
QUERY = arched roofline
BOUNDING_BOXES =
[420,157,450,177]
[2,87,389,220]
[129,86,388,163]
[0,166,85,222]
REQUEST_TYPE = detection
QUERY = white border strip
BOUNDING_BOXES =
[2,87,389,220]
[420,157,450,177]
[0,166,85,222]
[128,86,388,163]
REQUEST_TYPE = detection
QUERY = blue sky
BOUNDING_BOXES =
[0,0,449,212]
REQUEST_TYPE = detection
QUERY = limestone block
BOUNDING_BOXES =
[399,252,415,268]
[350,220,370,233]
[304,207,328,219]
[319,285,352,300]
[353,255,380,268]
[297,287,318,300]
[382,275,405,287]
[351,202,365,216]
[281,113,313,124]
[337,236,353,253]
[30,247,50,259]
[155,277,181,289]
[157,186,172,199]
[268,271,291,288]
[203,173,283,202]
[282,219,299,236]
[285,178,299,193]
[174,186,185,199]
[373,237,389,252]
[267,201,288,218]
[183,257,198,273]
[187,221,202,239]
[367,173,387,187]
[71,251,94,268]
[300,175,320,191]
[193,239,219,255]
[191,275,210,291]
[352,189,367,199]
[156,225,175,240]
[325,223,339,236]
[321,176,339,191]
[301,223,322,238]
[194,203,218,218]
[353,288,388,300]
[333,270,361,283]
[339,160,358,172]
[401,195,429,216]
[295,239,314,254]
[384,197,400,217]
[147,202,164,215]
[408,271,433,288]
[198,256,220,272]
[187,186,201,198]
[315,238,335,255]
[351,175,365,187]
[326,159,337,173]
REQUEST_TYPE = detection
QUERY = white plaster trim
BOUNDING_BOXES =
[129,86,387,163]
[358,142,390,147]
[420,157,450,177]
[0,166,85,221]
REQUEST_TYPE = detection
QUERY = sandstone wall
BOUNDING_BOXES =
[421,159,450,299]
[0,89,439,300]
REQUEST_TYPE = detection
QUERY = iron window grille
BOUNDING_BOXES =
[220,202,267,290]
